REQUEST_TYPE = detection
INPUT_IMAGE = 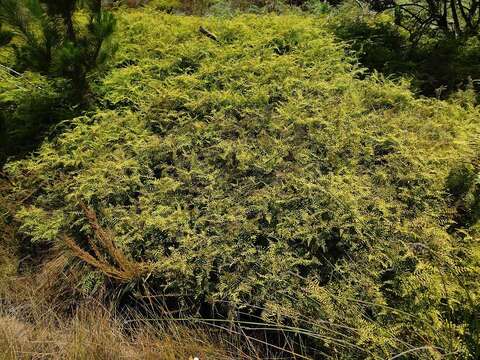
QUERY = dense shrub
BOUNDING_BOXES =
[4,9,480,358]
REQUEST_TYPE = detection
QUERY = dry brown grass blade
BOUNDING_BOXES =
[63,204,153,283]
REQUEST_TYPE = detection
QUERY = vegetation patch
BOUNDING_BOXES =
[1,6,480,359]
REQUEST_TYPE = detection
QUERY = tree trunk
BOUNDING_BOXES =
[450,0,462,37]
[64,14,76,42]
[127,0,141,7]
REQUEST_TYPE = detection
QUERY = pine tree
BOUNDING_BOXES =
[0,0,116,100]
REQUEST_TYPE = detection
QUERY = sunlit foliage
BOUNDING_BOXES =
[3,8,479,358]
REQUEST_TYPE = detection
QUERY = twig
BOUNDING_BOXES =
[0,63,43,89]
[0,171,14,186]
[0,63,22,77]
[199,26,219,42]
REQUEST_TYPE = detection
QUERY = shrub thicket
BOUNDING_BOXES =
[3,8,480,358]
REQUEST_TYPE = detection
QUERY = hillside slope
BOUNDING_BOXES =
[3,8,480,358]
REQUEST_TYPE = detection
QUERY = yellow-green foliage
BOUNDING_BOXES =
[4,8,480,358]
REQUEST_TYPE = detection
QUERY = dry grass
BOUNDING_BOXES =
[1,271,248,360]
[0,304,250,360]
[0,267,297,360]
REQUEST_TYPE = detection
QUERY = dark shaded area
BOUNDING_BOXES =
[446,163,480,229]
[0,78,79,166]
[332,12,480,98]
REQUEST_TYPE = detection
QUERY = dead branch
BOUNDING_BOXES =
[199,26,219,42]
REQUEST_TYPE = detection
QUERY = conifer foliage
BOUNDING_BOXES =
[6,11,480,358]
[0,0,116,98]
